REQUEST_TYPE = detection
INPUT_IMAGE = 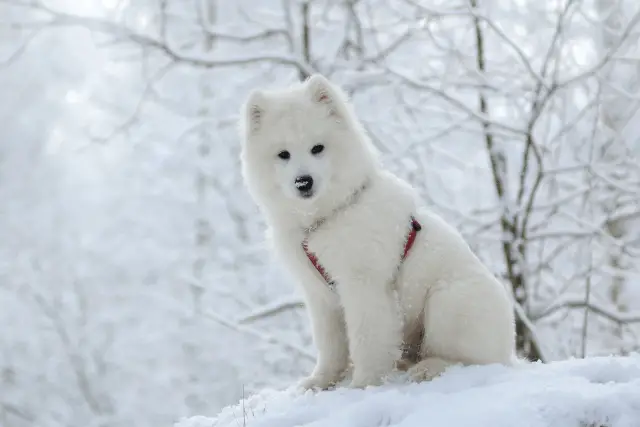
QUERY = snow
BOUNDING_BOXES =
[176,355,640,427]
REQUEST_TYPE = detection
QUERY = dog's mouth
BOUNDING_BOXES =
[299,190,315,199]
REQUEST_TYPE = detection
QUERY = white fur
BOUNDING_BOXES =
[239,75,517,390]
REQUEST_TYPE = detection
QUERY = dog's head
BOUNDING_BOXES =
[239,74,377,217]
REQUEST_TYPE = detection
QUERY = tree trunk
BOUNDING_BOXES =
[299,1,311,81]
[469,0,543,361]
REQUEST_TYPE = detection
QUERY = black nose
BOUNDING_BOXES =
[294,175,314,193]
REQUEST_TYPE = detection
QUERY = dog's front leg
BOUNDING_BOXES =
[339,280,402,388]
[297,291,349,390]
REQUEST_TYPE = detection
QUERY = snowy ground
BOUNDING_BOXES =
[176,355,640,427]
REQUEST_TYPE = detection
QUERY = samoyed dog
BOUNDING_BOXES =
[239,74,517,390]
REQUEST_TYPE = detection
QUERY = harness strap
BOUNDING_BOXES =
[302,216,422,289]
[403,216,422,260]
[302,240,333,285]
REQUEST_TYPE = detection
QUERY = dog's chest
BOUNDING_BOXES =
[305,221,367,269]
[303,212,418,289]
[303,220,374,284]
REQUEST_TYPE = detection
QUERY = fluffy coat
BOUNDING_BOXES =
[240,74,517,389]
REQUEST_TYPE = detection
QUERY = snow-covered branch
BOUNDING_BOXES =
[532,296,640,325]
[238,298,305,324]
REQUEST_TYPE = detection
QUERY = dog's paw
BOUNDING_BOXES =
[348,371,384,389]
[408,357,456,382]
[296,373,339,391]
[395,358,416,372]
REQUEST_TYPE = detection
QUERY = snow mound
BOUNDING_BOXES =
[176,355,640,427]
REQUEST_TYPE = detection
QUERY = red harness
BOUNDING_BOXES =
[302,216,422,288]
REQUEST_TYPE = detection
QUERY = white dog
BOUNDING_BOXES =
[239,74,517,390]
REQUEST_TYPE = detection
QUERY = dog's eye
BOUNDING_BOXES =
[311,144,324,155]
[277,150,290,160]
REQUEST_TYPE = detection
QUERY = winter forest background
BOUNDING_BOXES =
[1,0,639,426]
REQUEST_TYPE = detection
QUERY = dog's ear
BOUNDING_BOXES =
[245,90,267,134]
[306,74,342,120]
